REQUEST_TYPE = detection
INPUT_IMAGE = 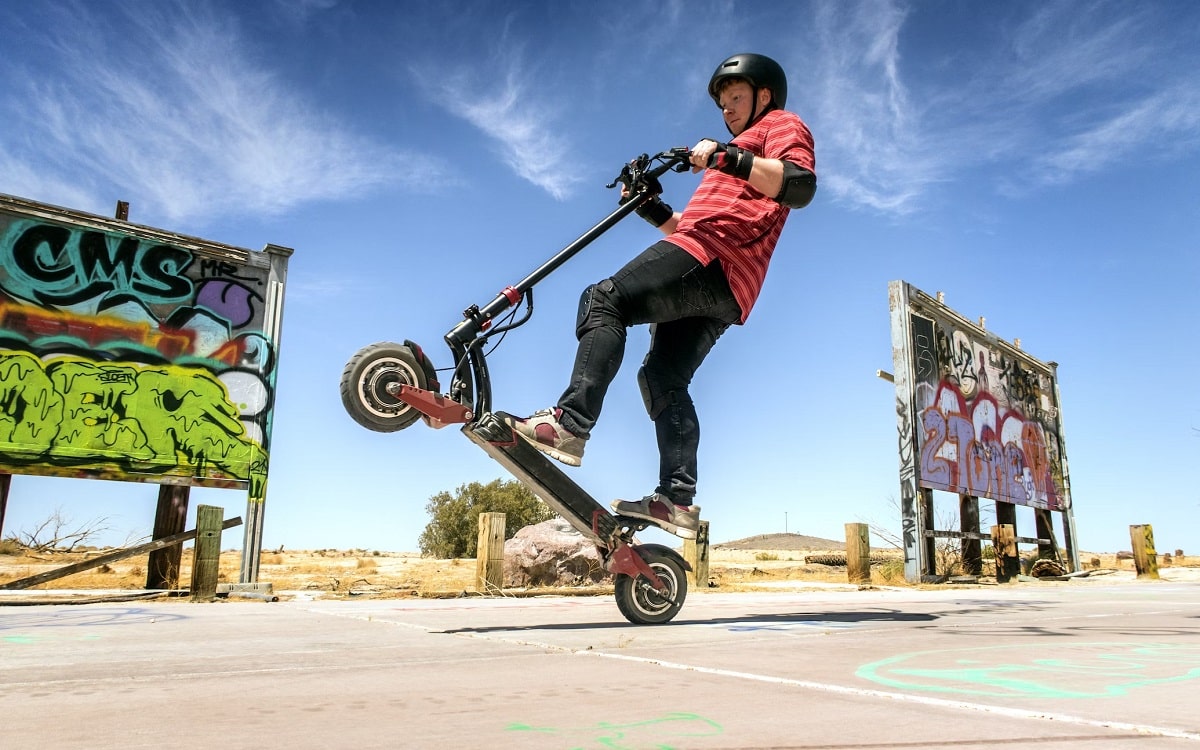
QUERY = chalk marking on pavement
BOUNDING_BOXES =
[295,604,1200,741]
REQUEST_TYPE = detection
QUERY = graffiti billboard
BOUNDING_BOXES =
[0,194,291,501]
[889,281,1070,511]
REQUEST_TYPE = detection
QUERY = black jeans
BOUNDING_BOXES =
[556,240,741,504]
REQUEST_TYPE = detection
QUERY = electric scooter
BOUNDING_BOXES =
[340,148,696,624]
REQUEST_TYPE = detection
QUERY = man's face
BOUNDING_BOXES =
[718,80,770,136]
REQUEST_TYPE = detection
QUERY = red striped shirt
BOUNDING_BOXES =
[666,109,815,322]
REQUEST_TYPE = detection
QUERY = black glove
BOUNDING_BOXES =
[635,197,674,228]
[708,142,755,180]
[619,172,672,227]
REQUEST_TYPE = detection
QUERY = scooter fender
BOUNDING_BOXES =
[632,543,692,572]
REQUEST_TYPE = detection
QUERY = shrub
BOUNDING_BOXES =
[418,479,555,558]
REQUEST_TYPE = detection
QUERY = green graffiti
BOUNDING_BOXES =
[857,643,1200,699]
[0,351,265,489]
[0,351,65,450]
[505,711,723,749]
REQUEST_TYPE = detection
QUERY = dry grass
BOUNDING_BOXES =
[1,544,1193,599]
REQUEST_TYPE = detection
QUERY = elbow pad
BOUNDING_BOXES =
[776,162,816,209]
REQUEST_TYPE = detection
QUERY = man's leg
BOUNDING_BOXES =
[556,241,722,436]
[507,242,737,468]
[640,314,733,505]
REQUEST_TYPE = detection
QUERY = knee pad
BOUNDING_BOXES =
[575,278,621,340]
[638,365,691,421]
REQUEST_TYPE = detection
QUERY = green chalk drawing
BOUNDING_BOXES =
[506,711,723,749]
[858,642,1200,699]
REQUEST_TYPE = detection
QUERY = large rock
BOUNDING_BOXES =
[503,518,607,587]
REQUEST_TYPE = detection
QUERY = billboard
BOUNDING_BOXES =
[0,194,290,501]
[889,281,1070,511]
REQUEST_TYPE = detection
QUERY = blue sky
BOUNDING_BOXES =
[2,0,1198,556]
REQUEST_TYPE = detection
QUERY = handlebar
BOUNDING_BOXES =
[607,147,693,197]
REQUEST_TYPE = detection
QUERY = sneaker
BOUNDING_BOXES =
[611,493,701,540]
[502,408,585,467]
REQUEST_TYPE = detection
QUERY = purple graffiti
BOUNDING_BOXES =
[918,380,1060,509]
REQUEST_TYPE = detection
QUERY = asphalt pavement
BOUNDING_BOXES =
[2,575,1198,749]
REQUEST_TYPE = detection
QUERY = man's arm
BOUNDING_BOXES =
[690,139,814,209]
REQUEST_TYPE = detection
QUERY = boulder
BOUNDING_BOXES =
[503,518,607,587]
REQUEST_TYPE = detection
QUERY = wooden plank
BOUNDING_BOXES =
[1130,524,1159,580]
[684,521,710,588]
[845,522,871,584]
[475,512,506,594]
[190,505,224,601]
[0,517,242,590]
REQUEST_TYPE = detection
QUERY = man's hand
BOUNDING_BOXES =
[690,139,721,173]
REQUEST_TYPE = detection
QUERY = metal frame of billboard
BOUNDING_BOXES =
[888,280,1078,582]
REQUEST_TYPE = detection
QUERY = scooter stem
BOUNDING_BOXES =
[444,188,655,347]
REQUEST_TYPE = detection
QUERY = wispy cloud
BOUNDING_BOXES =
[0,3,442,226]
[414,30,583,201]
[811,0,939,214]
[809,0,1200,214]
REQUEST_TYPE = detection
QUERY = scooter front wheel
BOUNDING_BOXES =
[614,550,687,625]
[340,342,430,432]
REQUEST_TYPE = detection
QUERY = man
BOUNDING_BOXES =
[504,53,816,539]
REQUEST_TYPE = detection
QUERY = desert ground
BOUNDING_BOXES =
[2,532,1196,601]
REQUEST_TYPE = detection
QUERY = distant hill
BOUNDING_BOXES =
[715,533,845,551]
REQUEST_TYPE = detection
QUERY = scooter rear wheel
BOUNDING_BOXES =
[614,550,687,625]
[340,342,430,432]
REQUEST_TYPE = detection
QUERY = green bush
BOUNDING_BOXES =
[418,479,555,558]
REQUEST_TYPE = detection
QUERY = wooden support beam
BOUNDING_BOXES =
[991,523,1019,583]
[475,512,505,594]
[845,522,871,584]
[0,517,242,590]
[959,495,982,576]
[1130,524,1159,580]
[190,505,224,601]
[684,520,710,588]
[146,484,190,589]
[0,473,10,539]
[1034,509,1058,560]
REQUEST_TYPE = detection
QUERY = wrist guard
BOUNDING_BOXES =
[711,142,755,180]
[635,197,673,227]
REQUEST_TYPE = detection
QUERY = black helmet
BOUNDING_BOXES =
[708,53,788,110]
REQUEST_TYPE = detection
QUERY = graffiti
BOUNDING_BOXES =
[0,351,265,494]
[0,221,193,308]
[0,209,282,499]
[505,712,723,749]
[906,312,1065,510]
[918,380,1060,508]
[857,643,1200,699]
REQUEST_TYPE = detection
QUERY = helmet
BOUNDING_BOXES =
[708,53,788,110]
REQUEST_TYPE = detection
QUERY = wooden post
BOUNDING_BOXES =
[0,473,10,539]
[1034,508,1058,560]
[991,524,1019,582]
[475,512,505,594]
[919,489,937,579]
[845,522,871,584]
[959,495,982,575]
[146,484,190,589]
[190,505,224,602]
[684,520,710,588]
[1129,524,1159,580]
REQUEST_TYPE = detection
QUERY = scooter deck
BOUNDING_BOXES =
[463,412,620,546]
